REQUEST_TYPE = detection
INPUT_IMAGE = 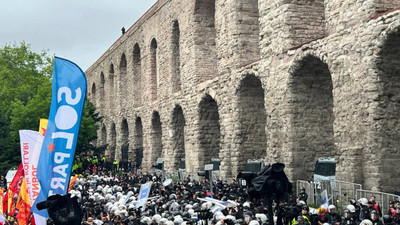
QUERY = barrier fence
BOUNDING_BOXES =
[356,189,400,216]
[297,180,362,209]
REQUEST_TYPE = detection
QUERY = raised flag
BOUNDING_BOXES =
[19,130,43,205]
[0,188,3,214]
[68,175,79,193]
[33,57,87,218]
[321,189,329,210]
[39,119,48,136]
[2,164,24,215]
[137,182,152,210]
[16,178,31,225]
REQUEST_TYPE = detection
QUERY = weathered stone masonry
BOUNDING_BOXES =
[86,0,400,192]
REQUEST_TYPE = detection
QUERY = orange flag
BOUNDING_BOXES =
[16,178,31,225]
[68,175,79,193]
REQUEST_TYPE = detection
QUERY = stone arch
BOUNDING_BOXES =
[133,43,142,107]
[236,75,267,171]
[120,53,127,74]
[290,55,334,181]
[121,118,129,160]
[171,105,186,170]
[119,53,127,106]
[109,64,115,111]
[171,20,181,92]
[134,117,144,167]
[101,124,107,147]
[110,122,117,160]
[198,94,220,170]
[194,0,217,83]
[91,82,96,102]
[151,111,163,165]
[150,38,158,101]
[100,72,105,110]
[373,27,400,192]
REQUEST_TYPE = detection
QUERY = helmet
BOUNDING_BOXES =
[297,201,306,206]
[371,210,379,215]
[302,205,309,211]
[360,219,373,225]
[300,187,305,191]
[328,205,336,211]
[346,204,356,213]
[358,198,368,206]
[249,221,260,225]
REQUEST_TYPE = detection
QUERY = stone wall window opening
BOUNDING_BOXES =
[134,117,144,168]
[171,20,181,92]
[109,64,115,110]
[101,124,107,147]
[120,53,127,75]
[109,63,115,77]
[374,27,400,192]
[198,94,221,170]
[237,74,267,172]
[171,105,186,170]
[151,111,163,165]
[121,118,129,161]
[133,43,142,106]
[99,72,105,110]
[150,38,158,101]
[91,82,96,101]
[290,55,334,181]
[110,122,117,161]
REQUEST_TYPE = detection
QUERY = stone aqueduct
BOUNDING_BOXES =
[86,0,400,192]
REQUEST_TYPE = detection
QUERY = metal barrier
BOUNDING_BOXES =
[297,180,362,209]
[356,189,400,216]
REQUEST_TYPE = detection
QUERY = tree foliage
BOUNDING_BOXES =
[0,42,101,176]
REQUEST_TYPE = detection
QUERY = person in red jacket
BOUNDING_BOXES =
[370,196,382,217]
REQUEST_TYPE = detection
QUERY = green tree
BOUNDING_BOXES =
[0,42,102,176]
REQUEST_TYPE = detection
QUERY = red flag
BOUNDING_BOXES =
[2,164,24,215]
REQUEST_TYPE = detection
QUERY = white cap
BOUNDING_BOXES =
[249,220,260,225]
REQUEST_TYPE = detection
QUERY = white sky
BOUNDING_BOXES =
[0,0,158,71]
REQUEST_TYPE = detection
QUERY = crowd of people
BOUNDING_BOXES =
[2,157,400,225]
[66,157,400,225]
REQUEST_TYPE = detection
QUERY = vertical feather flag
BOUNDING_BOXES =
[32,57,86,218]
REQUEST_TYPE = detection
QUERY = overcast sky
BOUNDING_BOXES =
[0,0,158,71]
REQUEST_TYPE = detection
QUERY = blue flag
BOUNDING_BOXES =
[32,57,87,218]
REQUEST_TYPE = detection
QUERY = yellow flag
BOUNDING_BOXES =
[0,187,4,214]
[7,189,12,213]
[39,118,48,136]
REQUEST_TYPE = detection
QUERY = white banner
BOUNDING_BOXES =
[19,130,46,225]
[137,182,152,210]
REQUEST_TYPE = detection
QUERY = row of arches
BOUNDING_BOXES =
[91,19,182,109]
[98,53,334,178]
